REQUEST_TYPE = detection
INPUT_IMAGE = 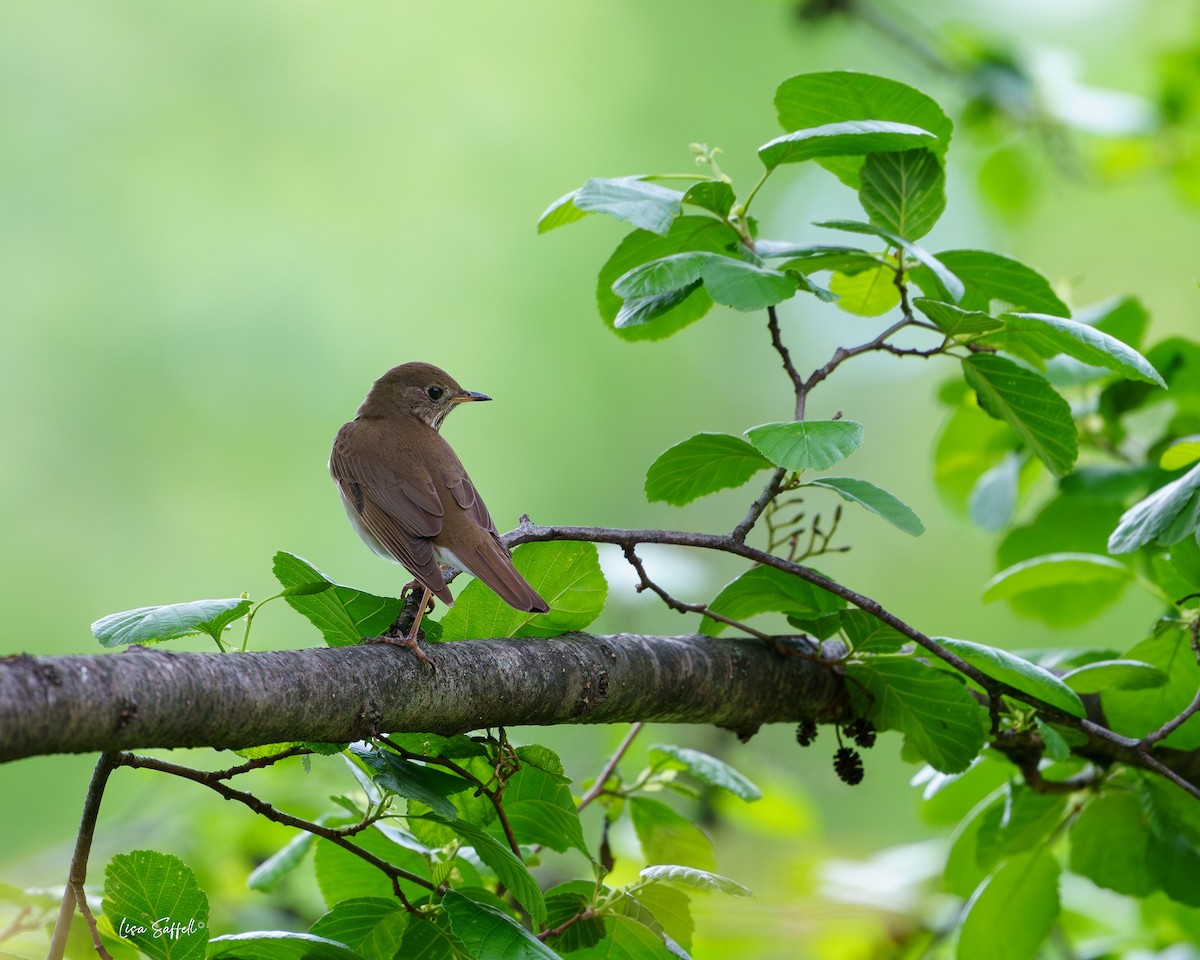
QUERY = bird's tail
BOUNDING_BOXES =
[456,538,550,613]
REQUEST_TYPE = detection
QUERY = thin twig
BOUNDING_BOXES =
[47,752,119,960]
[578,722,645,811]
[113,752,434,896]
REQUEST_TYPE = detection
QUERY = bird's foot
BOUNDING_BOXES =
[362,629,437,671]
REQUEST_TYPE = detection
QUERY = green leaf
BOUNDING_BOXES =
[1076,294,1150,348]
[858,148,946,240]
[500,759,589,855]
[440,541,607,641]
[682,180,735,217]
[840,609,907,653]
[102,850,209,960]
[1068,792,1155,897]
[247,831,316,892]
[313,827,430,907]
[701,564,845,636]
[621,884,693,953]
[915,250,1068,316]
[982,553,1134,628]
[91,598,251,648]
[969,452,1020,532]
[913,298,1003,338]
[816,219,963,301]
[649,744,762,801]
[956,849,1060,960]
[1102,626,1200,749]
[764,242,885,276]
[933,400,1020,516]
[614,284,702,330]
[597,216,731,341]
[309,898,409,959]
[1061,658,1168,693]
[424,816,546,928]
[1161,440,1200,470]
[1108,463,1200,553]
[774,72,952,187]
[441,890,559,960]
[537,187,590,233]
[758,119,938,170]
[572,177,684,234]
[827,263,900,316]
[352,746,468,820]
[644,433,771,505]
[847,658,986,774]
[614,251,797,312]
[630,797,716,871]
[745,419,864,471]
[207,933,365,960]
[272,552,400,647]
[568,916,678,960]
[806,476,925,535]
[938,637,1085,718]
[989,313,1165,387]
[961,354,1077,477]
[639,864,753,897]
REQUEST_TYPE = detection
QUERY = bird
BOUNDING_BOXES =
[330,362,549,666]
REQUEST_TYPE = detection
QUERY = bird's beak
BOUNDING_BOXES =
[454,390,492,403]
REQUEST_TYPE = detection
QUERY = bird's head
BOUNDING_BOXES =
[359,361,491,430]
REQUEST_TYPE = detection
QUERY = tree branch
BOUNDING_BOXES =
[0,634,844,762]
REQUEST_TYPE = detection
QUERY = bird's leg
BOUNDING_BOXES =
[364,583,437,670]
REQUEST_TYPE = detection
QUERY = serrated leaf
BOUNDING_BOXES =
[1161,440,1200,470]
[859,148,946,240]
[1061,659,1168,694]
[573,177,684,234]
[1102,626,1200,749]
[816,219,963,301]
[806,476,924,535]
[957,849,1060,960]
[938,637,1085,718]
[913,298,1003,338]
[102,850,209,960]
[597,217,731,341]
[847,658,986,773]
[630,797,716,871]
[682,180,735,217]
[352,746,468,820]
[649,744,762,801]
[501,761,589,855]
[1108,462,1200,553]
[313,827,431,907]
[440,541,607,641]
[759,119,938,170]
[614,252,798,312]
[273,551,400,647]
[615,283,702,330]
[840,609,907,653]
[1069,792,1154,897]
[701,564,845,636]
[207,932,364,960]
[424,817,546,928]
[248,831,317,892]
[774,72,952,187]
[962,354,1077,477]
[990,313,1165,387]
[828,263,900,316]
[644,433,772,506]
[915,250,1068,316]
[639,864,753,897]
[91,598,251,648]
[746,419,864,471]
[442,890,559,960]
[309,898,409,959]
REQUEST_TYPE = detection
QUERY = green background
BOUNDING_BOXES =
[1,1,1193,955]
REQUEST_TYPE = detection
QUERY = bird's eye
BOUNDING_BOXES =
[427,386,444,400]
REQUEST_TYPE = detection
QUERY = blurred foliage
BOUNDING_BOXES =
[6,1,1200,958]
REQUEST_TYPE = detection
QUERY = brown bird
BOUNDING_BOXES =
[330,362,548,665]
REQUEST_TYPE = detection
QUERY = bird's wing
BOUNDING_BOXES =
[329,423,451,603]
[443,471,498,535]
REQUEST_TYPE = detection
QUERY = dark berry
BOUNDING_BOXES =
[845,718,877,749]
[795,719,818,747]
[834,746,864,785]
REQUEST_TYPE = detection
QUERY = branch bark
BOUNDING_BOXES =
[0,634,846,763]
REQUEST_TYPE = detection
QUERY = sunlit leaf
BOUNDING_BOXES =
[859,148,946,240]
[759,119,937,170]
[937,637,1085,718]
[91,598,250,648]
[645,432,771,505]
[746,419,864,471]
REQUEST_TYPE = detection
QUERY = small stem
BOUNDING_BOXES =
[578,723,644,811]
[47,752,119,960]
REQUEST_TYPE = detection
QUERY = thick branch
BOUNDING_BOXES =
[0,634,844,763]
